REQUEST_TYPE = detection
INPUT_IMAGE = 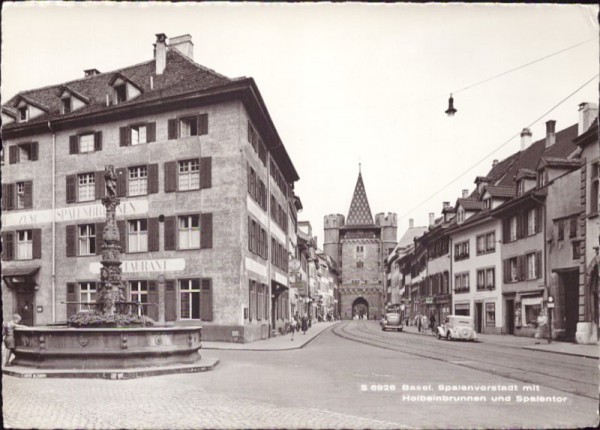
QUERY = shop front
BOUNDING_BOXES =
[454,301,470,316]
[2,266,41,326]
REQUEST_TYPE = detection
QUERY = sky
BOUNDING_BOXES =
[2,2,598,247]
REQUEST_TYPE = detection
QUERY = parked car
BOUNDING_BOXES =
[381,313,403,332]
[437,315,477,341]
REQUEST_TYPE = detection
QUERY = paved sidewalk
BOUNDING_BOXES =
[202,321,337,350]
[401,324,599,359]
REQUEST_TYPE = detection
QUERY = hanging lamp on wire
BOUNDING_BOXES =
[445,93,457,116]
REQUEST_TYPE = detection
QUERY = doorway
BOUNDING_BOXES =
[506,299,515,335]
[475,302,483,333]
[562,270,579,341]
[17,291,35,326]
[352,297,369,319]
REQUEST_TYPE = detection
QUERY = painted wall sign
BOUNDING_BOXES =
[89,258,185,274]
[2,199,149,227]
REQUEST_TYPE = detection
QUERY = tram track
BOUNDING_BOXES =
[332,321,598,400]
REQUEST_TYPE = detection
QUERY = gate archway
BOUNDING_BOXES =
[352,297,369,319]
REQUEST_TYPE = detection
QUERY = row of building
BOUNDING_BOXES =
[385,104,599,344]
[1,34,340,342]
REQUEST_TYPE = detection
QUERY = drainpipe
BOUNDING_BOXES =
[48,120,56,323]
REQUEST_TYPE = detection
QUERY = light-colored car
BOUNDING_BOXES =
[437,315,477,341]
[381,313,403,332]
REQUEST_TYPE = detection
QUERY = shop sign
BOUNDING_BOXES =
[425,297,434,304]
[90,258,185,274]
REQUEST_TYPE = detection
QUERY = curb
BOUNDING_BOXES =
[520,346,598,360]
[202,323,339,351]
[1,357,220,380]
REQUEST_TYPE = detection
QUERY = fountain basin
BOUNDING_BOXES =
[12,326,202,370]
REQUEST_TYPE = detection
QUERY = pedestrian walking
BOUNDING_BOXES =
[301,315,308,335]
[429,313,436,335]
[3,314,24,367]
[290,316,296,341]
[417,314,422,332]
[534,310,548,344]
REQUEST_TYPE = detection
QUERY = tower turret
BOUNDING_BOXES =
[324,214,345,266]
[375,212,398,257]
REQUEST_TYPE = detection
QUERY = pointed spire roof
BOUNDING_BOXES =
[346,170,375,226]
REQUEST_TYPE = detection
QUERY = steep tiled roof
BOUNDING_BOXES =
[515,168,536,180]
[497,123,578,186]
[346,171,375,226]
[483,185,515,199]
[538,156,581,169]
[457,198,484,211]
[397,226,429,249]
[2,49,231,128]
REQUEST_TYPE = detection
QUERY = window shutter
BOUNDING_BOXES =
[198,113,208,136]
[32,228,42,259]
[523,212,529,237]
[503,259,508,283]
[147,280,159,321]
[146,164,159,194]
[200,279,213,321]
[69,135,79,154]
[164,216,176,250]
[5,183,15,210]
[66,175,77,203]
[168,119,178,140]
[94,131,102,151]
[21,181,33,209]
[535,207,542,233]
[95,171,106,199]
[119,127,130,146]
[535,251,542,278]
[248,217,252,251]
[1,184,7,210]
[164,280,177,321]
[200,157,212,189]
[517,255,525,281]
[30,142,39,161]
[9,145,18,164]
[66,283,78,318]
[95,223,105,255]
[201,213,213,249]
[66,225,77,257]
[502,219,509,243]
[116,167,127,197]
[2,232,14,261]
[148,217,160,252]
[146,122,156,143]
[164,161,177,193]
[117,220,126,252]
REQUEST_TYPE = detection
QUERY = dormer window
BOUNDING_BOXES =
[484,198,492,210]
[457,209,465,224]
[115,84,127,103]
[537,170,547,188]
[62,97,71,114]
[18,106,28,122]
[517,180,524,196]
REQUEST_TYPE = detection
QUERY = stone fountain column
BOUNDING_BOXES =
[96,165,126,317]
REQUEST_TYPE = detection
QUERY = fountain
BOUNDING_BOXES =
[8,166,205,374]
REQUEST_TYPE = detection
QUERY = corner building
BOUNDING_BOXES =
[324,170,397,319]
[1,34,299,342]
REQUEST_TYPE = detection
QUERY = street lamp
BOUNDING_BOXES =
[445,94,457,116]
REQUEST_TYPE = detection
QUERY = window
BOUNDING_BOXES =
[509,216,518,241]
[591,163,599,214]
[79,133,95,153]
[129,281,148,316]
[115,84,127,103]
[178,159,200,191]
[19,106,28,122]
[130,124,147,145]
[457,209,465,223]
[572,241,581,260]
[62,98,71,114]
[524,302,542,327]
[78,224,96,255]
[357,261,364,268]
[477,268,495,290]
[180,279,200,319]
[180,116,198,137]
[485,303,495,327]
[17,230,33,260]
[557,219,564,241]
[526,252,540,280]
[16,182,26,209]
[128,166,148,196]
[476,232,496,255]
[484,198,492,210]
[128,219,148,253]
[79,282,97,312]
[527,208,536,236]
[537,169,547,188]
[569,217,577,238]
[454,240,469,261]
[78,173,95,202]
[517,180,524,196]
[454,272,469,293]
[507,257,518,282]
[179,215,200,249]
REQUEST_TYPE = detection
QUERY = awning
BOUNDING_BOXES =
[2,266,40,278]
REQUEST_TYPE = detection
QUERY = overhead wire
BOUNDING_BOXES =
[398,73,599,221]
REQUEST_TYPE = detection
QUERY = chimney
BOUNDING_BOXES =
[492,159,498,168]
[545,120,556,148]
[428,212,435,227]
[155,33,167,75]
[84,68,100,77]
[579,102,599,135]
[520,128,532,150]
[443,201,450,210]
[409,218,414,229]
[462,189,469,198]
[169,35,194,60]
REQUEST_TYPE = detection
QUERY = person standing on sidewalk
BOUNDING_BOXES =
[290,316,296,341]
[429,313,436,336]
[534,310,548,344]
[417,314,422,332]
[301,315,308,335]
